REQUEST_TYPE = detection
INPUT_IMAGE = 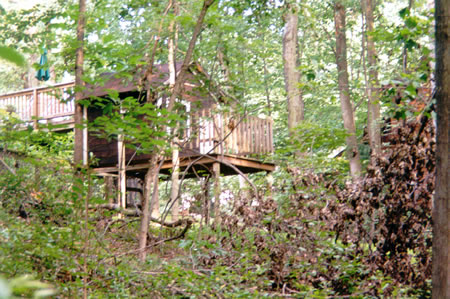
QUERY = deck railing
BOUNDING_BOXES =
[0,83,274,157]
[0,82,75,127]
[185,109,273,157]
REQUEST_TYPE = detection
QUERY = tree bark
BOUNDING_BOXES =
[74,0,86,166]
[402,0,414,73]
[333,2,362,178]
[362,0,381,157]
[212,162,221,228]
[432,0,449,296]
[282,3,303,134]
[138,0,215,262]
[138,154,158,261]
[167,0,216,112]
[169,1,181,221]
[73,2,87,298]
[104,176,115,205]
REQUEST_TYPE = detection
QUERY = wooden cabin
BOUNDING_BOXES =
[0,63,275,180]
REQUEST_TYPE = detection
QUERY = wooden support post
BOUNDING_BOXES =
[82,106,88,166]
[117,136,127,214]
[33,88,38,129]
[151,176,160,218]
[202,176,210,227]
[104,176,115,205]
[266,172,273,200]
[213,162,221,228]
[170,142,180,221]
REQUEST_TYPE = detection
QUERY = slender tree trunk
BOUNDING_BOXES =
[138,0,215,262]
[282,3,303,134]
[167,0,216,112]
[432,0,449,296]
[212,162,221,228]
[402,0,414,72]
[333,2,362,178]
[217,42,231,82]
[104,176,114,205]
[263,50,271,116]
[74,0,86,166]
[169,1,181,221]
[73,2,87,297]
[362,0,381,157]
[138,155,158,261]
[151,177,160,218]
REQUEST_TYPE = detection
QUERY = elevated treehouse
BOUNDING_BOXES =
[0,64,275,180]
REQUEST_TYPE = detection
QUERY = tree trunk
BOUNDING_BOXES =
[362,0,381,157]
[74,0,86,166]
[138,155,158,261]
[333,2,362,178]
[402,0,414,72]
[73,2,87,298]
[138,0,215,262]
[282,3,303,134]
[167,0,216,112]
[432,0,449,296]
[213,162,221,228]
[169,1,181,221]
[170,145,180,220]
[104,176,115,205]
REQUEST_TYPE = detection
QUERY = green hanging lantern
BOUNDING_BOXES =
[35,49,50,81]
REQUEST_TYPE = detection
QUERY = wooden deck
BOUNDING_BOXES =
[94,153,275,179]
[0,82,75,129]
[0,81,275,176]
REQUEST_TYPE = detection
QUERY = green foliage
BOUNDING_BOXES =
[0,46,26,67]
[91,95,182,155]
[0,275,56,298]
[0,0,436,297]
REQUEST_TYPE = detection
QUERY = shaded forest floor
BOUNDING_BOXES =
[0,117,434,298]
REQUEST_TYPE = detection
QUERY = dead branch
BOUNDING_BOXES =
[90,203,193,228]
[0,155,16,175]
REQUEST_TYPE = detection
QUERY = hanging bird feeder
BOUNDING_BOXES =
[35,49,50,81]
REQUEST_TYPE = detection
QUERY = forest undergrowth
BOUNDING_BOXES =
[0,116,434,298]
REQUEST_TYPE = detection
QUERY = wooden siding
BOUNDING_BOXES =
[89,107,274,167]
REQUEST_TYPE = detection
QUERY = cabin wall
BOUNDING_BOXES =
[88,107,274,167]
[87,92,273,168]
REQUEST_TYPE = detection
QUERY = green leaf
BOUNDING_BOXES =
[405,17,418,28]
[0,45,26,67]
[405,84,417,97]
[399,8,409,19]
[306,71,316,81]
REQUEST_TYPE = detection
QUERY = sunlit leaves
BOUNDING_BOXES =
[0,46,26,67]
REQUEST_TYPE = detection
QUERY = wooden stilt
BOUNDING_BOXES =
[82,106,88,166]
[104,176,115,205]
[202,176,210,226]
[151,177,160,218]
[32,88,38,130]
[170,142,180,221]
[266,172,273,200]
[213,162,221,228]
[117,136,127,216]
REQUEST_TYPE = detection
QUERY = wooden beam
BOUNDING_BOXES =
[220,155,275,172]
[92,154,275,176]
